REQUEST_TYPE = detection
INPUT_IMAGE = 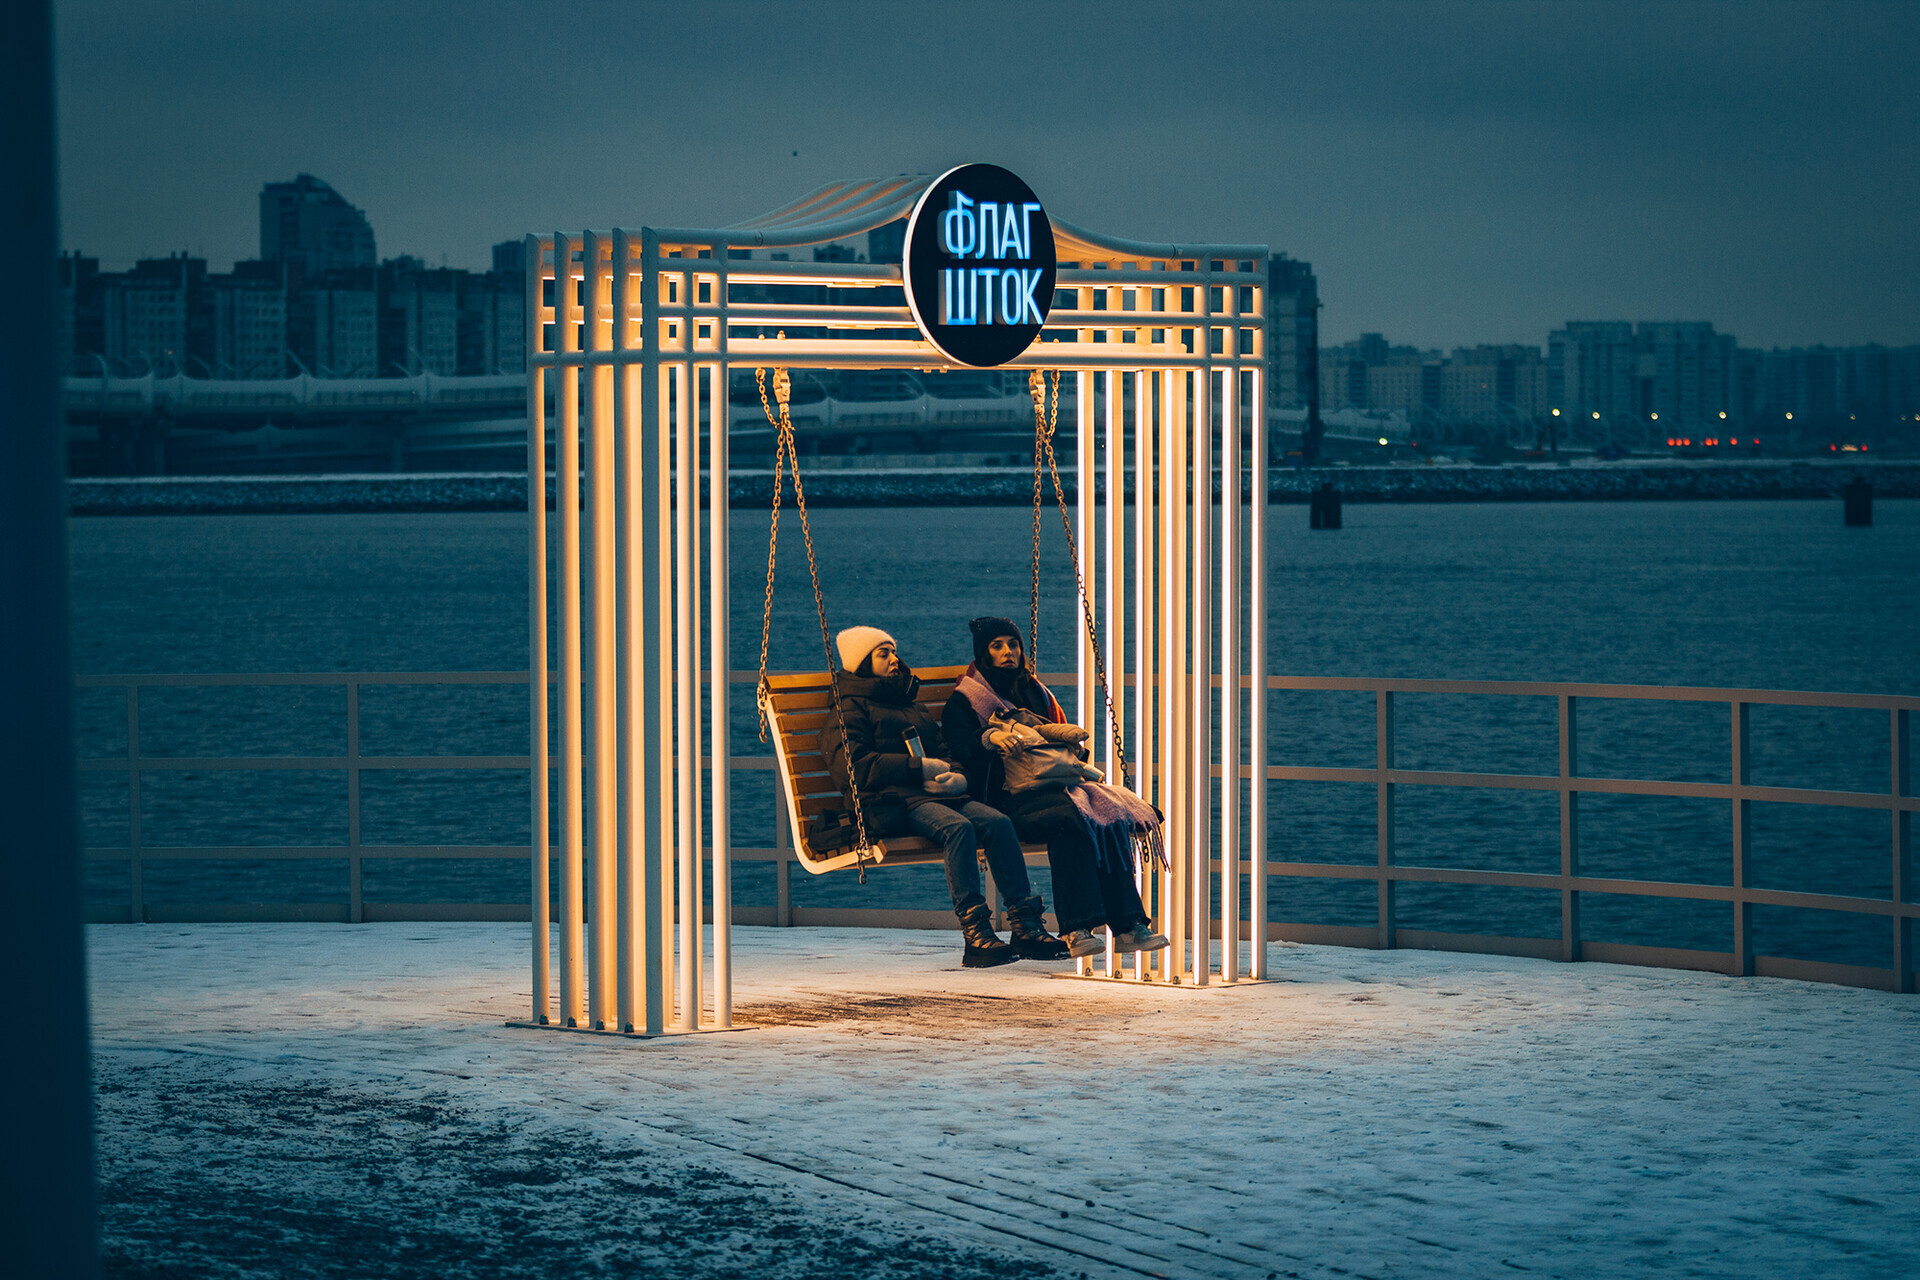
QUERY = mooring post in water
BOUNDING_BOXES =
[1310,480,1342,529]
[1843,477,1873,527]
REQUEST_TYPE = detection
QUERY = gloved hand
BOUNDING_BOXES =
[984,726,1025,754]
[923,770,968,797]
[919,756,953,782]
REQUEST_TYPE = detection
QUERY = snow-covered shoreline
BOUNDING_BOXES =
[68,460,1920,514]
[90,923,1919,1278]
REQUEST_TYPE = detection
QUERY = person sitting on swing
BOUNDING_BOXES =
[943,617,1170,960]
[820,626,1072,968]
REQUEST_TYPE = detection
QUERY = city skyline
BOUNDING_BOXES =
[55,1,1920,353]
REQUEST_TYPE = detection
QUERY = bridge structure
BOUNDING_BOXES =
[63,371,529,474]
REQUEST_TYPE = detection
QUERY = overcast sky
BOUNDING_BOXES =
[55,0,1920,351]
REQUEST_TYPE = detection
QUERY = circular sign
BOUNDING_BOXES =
[902,164,1056,368]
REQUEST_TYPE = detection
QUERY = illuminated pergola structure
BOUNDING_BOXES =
[522,172,1270,1036]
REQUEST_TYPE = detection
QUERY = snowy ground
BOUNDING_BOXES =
[89,924,1919,1279]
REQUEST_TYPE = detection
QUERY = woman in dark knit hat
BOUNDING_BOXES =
[942,616,1168,959]
[819,625,1070,966]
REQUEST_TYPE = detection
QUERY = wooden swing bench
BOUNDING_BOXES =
[761,664,1048,875]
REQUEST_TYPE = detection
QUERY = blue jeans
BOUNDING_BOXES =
[906,798,1032,916]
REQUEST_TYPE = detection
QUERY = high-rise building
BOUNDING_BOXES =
[206,260,289,378]
[1265,256,1319,421]
[380,259,460,376]
[99,256,207,375]
[260,175,376,275]
[1550,321,1736,441]
[290,268,378,377]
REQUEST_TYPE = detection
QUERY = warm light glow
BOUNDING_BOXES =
[1378,436,1389,446]
[1551,408,1561,416]
[1732,438,1739,445]
[1719,411,1727,419]
[1592,412,1601,419]
[1650,412,1658,420]
[1786,413,1794,420]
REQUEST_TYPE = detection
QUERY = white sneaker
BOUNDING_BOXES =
[1112,924,1170,954]
[1064,929,1104,958]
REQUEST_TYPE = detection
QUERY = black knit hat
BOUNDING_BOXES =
[969,616,1023,664]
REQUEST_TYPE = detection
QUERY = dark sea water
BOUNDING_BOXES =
[70,500,1919,971]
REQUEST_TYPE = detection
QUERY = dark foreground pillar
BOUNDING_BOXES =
[1842,477,1873,527]
[0,4,100,1276]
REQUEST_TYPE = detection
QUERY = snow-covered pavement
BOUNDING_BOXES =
[88,924,1919,1279]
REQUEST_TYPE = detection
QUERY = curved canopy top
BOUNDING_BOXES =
[639,173,1266,262]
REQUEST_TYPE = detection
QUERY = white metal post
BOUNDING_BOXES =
[1104,369,1123,976]
[709,341,733,1025]
[1248,364,1268,979]
[525,235,550,1024]
[585,233,618,1029]
[1159,372,1175,988]
[677,354,699,1030]
[611,230,643,1033]
[1191,364,1212,985]
[1220,366,1240,982]
[1075,369,1095,974]
[638,228,666,1036]
[554,233,585,1027]
[1131,369,1152,981]
[658,351,679,1018]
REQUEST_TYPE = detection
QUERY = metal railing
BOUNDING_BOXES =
[77,670,1915,992]
[1257,677,1915,994]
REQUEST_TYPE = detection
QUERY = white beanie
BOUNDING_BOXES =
[834,625,895,672]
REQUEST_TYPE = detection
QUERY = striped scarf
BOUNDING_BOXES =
[956,664,1166,872]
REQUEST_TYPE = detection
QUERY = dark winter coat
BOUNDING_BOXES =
[819,668,964,837]
[941,666,1069,812]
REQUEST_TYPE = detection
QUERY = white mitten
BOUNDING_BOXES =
[924,770,968,797]
[919,756,953,781]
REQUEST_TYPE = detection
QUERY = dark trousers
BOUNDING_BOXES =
[1005,791,1148,934]
[906,798,1032,916]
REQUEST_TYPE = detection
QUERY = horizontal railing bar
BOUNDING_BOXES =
[74,671,534,688]
[78,669,1920,712]
[1258,766,1916,810]
[80,756,531,772]
[84,845,533,861]
[1261,674,1920,711]
[1257,860,1919,917]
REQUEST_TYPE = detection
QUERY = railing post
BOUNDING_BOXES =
[1731,700,1754,976]
[1893,707,1911,994]
[774,785,792,927]
[1376,688,1395,949]
[1559,694,1581,963]
[347,681,363,923]
[127,683,143,924]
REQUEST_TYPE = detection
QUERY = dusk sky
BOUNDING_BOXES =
[55,0,1920,351]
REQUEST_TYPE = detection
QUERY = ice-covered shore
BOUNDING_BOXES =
[90,924,1918,1279]
[68,459,1920,514]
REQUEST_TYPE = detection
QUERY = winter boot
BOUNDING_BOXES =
[957,903,1019,968]
[1063,929,1105,959]
[1112,921,1170,953]
[1005,895,1071,961]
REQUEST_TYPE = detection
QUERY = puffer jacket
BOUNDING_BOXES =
[941,666,1068,810]
[818,667,964,836]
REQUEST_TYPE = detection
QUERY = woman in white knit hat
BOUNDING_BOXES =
[819,625,1071,967]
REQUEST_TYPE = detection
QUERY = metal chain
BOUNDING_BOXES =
[754,367,786,741]
[1037,369,1133,792]
[755,365,873,877]
[1028,370,1047,670]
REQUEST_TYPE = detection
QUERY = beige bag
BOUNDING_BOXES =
[990,709,1094,794]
